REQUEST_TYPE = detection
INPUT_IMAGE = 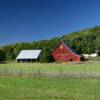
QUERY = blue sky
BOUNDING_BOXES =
[0,0,100,45]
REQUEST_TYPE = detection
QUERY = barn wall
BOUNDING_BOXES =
[52,42,81,62]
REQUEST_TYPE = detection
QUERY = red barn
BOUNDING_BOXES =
[52,41,81,62]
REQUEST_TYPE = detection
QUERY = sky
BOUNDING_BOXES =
[0,0,100,45]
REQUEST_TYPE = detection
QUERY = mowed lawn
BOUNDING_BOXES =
[0,76,100,100]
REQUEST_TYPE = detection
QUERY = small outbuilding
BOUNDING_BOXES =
[52,41,81,62]
[16,50,41,63]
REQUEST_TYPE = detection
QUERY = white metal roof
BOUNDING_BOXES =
[16,50,41,59]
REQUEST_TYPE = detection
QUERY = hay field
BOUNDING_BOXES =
[0,62,100,100]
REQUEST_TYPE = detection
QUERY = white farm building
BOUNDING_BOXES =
[16,50,41,63]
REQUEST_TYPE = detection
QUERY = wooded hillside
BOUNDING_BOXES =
[0,26,100,62]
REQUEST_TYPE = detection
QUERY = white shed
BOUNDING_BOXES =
[16,50,41,63]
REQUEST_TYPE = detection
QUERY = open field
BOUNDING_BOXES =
[0,61,100,77]
[0,62,100,100]
[0,76,100,100]
[0,61,100,72]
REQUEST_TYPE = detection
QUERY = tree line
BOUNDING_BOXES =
[0,26,100,62]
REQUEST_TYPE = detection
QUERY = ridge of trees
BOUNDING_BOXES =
[0,26,100,62]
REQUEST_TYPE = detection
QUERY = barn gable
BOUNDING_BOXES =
[52,41,81,62]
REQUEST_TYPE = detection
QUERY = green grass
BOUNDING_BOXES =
[0,62,100,100]
[0,61,100,74]
[0,76,100,100]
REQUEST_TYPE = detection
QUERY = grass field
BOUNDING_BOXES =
[0,62,100,100]
[0,61,100,77]
[0,61,100,72]
[0,76,100,100]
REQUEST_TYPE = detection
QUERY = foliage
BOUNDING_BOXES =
[1,26,100,62]
[40,48,54,63]
[0,48,6,62]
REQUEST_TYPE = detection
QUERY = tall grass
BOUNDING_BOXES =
[0,62,100,78]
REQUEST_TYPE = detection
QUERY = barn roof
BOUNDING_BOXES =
[62,42,81,57]
[52,41,81,57]
[16,50,41,59]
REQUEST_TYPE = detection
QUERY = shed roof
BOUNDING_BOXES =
[16,50,41,59]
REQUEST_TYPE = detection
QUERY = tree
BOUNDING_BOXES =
[40,48,54,63]
[0,49,6,62]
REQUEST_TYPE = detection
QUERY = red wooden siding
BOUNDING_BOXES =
[52,41,81,62]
